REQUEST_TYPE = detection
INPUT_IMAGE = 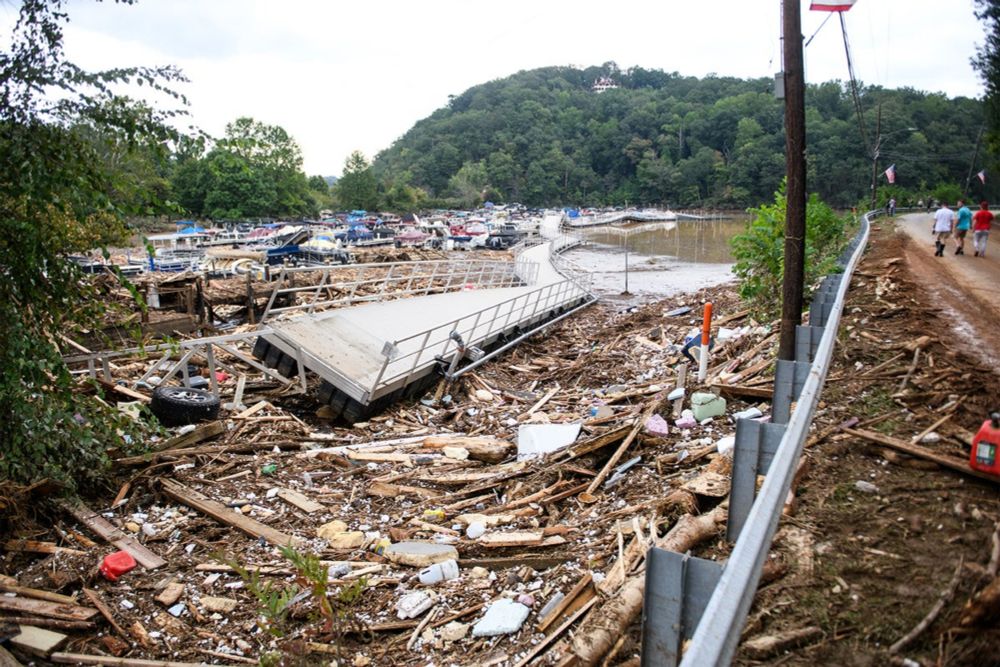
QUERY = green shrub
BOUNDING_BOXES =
[731,181,849,317]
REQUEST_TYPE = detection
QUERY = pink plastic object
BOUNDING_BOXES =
[100,550,137,581]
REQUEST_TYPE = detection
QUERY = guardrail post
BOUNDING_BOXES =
[795,325,824,363]
[640,549,723,667]
[771,359,811,425]
[727,419,787,542]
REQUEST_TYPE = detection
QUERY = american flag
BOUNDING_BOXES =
[884,164,896,184]
[978,169,987,184]
[810,0,858,10]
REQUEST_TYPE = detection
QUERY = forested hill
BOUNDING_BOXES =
[372,65,989,208]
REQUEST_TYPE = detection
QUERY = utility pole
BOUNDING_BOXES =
[779,0,806,362]
[869,104,882,211]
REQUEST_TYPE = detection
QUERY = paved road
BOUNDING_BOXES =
[894,211,1000,366]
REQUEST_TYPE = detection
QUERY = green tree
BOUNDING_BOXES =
[335,151,379,210]
[0,0,185,490]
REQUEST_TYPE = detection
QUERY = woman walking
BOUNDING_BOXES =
[973,200,994,257]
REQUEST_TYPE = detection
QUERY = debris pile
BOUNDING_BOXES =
[3,285,799,665]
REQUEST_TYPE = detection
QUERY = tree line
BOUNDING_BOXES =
[372,64,995,210]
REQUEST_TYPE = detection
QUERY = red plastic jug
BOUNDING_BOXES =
[100,550,137,581]
[970,413,1000,476]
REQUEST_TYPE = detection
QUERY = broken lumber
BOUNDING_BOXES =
[0,597,98,623]
[367,481,442,500]
[152,421,226,452]
[844,428,1000,484]
[2,540,86,557]
[0,576,76,605]
[82,588,127,638]
[51,654,211,667]
[560,505,727,666]
[57,501,166,570]
[276,489,324,514]
[743,626,823,659]
[580,394,664,501]
[422,436,513,463]
[160,479,301,547]
[713,383,773,400]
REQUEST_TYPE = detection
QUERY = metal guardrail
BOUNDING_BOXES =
[260,258,539,321]
[662,212,872,666]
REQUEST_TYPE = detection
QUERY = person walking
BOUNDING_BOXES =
[954,199,973,255]
[972,200,994,257]
[888,197,897,217]
[932,202,955,257]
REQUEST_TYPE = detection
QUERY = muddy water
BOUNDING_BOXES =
[564,217,748,302]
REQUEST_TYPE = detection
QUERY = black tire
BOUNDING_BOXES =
[150,386,220,427]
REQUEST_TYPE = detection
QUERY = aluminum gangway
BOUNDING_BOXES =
[253,225,594,422]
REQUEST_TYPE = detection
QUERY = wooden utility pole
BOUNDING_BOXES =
[779,0,807,362]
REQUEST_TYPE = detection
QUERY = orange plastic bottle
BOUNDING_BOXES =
[970,413,1000,476]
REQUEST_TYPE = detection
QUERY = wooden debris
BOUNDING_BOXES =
[81,588,127,638]
[0,576,76,605]
[0,597,98,623]
[51,653,211,666]
[152,421,227,452]
[2,540,86,557]
[537,573,593,632]
[276,488,324,513]
[160,478,301,547]
[479,531,545,548]
[58,500,166,569]
[561,506,727,666]
[367,481,442,500]
[423,435,513,463]
[844,428,1000,484]
[154,582,185,607]
[743,626,823,659]
[580,394,665,501]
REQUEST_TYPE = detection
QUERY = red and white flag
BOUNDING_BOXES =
[978,169,987,184]
[884,164,896,184]
[810,0,858,10]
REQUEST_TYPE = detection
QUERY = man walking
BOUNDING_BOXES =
[973,200,994,257]
[932,202,955,257]
[954,199,972,255]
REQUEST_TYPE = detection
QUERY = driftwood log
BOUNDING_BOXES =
[557,505,727,666]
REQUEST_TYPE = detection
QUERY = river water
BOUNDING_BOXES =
[562,217,749,302]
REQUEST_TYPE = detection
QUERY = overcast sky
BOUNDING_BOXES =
[2,1,987,175]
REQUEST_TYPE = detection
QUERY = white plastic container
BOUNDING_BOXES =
[418,558,459,585]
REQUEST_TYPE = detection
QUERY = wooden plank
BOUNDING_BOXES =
[152,421,226,452]
[513,596,598,667]
[51,653,211,667]
[154,582,184,607]
[713,383,773,399]
[2,540,86,557]
[81,588,127,638]
[160,479,301,547]
[844,428,1000,484]
[479,531,545,548]
[0,597,98,622]
[367,481,442,500]
[0,576,76,605]
[10,625,67,658]
[559,425,633,462]
[0,644,23,667]
[276,489,324,514]
[96,378,150,403]
[347,451,413,465]
[57,501,166,570]
[537,573,593,632]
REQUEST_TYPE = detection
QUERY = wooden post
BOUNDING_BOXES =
[779,0,807,362]
[246,272,255,325]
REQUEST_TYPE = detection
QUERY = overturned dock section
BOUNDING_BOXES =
[254,236,594,421]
